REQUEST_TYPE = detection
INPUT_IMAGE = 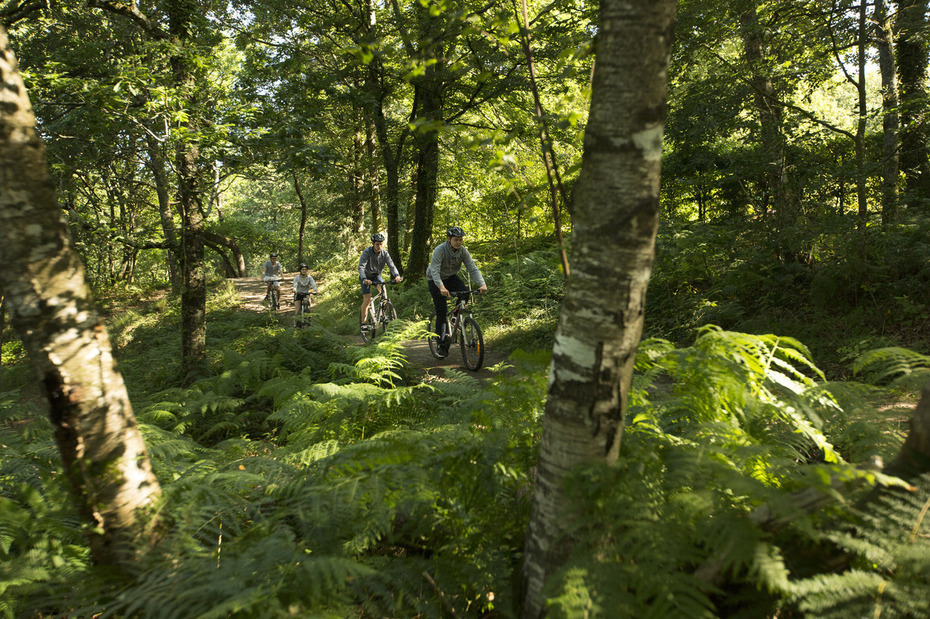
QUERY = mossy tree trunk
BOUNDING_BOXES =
[166,0,207,379]
[0,25,162,566]
[520,1,677,616]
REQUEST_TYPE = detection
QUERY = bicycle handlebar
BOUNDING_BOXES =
[449,289,483,297]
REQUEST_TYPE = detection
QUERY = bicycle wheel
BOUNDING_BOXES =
[360,308,376,342]
[270,287,279,312]
[378,301,398,336]
[460,316,484,371]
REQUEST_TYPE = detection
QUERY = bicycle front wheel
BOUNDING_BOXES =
[270,288,280,312]
[379,301,398,336]
[361,308,376,342]
[460,316,484,371]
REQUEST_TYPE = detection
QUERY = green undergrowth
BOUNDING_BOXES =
[647,212,930,380]
[2,260,930,616]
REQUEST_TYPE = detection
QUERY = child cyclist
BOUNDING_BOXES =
[359,233,402,330]
[262,252,283,301]
[292,263,318,313]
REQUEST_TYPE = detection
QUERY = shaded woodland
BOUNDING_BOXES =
[5,0,930,617]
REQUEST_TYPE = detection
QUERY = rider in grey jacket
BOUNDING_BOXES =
[426,226,487,357]
[359,233,403,326]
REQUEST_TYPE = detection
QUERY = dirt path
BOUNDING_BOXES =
[231,276,510,380]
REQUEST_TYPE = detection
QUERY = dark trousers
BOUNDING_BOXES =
[428,274,468,340]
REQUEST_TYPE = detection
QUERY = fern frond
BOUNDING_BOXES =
[853,346,930,388]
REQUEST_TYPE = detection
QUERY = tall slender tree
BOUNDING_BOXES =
[0,23,162,567]
[895,0,930,209]
[876,0,900,223]
[520,0,677,616]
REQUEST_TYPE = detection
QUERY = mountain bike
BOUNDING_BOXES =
[295,291,316,328]
[427,289,484,371]
[360,282,398,342]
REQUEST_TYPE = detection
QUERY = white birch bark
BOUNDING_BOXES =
[521,1,677,616]
[0,26,162,566]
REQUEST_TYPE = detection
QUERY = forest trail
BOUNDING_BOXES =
[231,276,511,381]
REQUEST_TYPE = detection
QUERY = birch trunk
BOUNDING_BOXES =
[521,1,677,616]
[0,25,162,566]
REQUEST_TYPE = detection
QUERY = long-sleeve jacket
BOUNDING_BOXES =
[292,273,317,294]
[358,246,400,280]
[426,241,485,288]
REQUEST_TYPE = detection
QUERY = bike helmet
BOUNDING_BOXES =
[298,263,308,269]
[371,233,385,242]
[270,252,278,257]
[447,226,466,237]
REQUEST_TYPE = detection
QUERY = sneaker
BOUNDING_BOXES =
[436,343,448,358]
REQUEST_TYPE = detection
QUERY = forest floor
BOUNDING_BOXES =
[232,275,511,382]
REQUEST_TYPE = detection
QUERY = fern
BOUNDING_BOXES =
[636,326,845,477]
[789,477,930,616]
[853,346,930,389]
[544,327,914,617]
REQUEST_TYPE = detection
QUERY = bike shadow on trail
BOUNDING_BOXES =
[399,336,513,382]
[231,276,512,381]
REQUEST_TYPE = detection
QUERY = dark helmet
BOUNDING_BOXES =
[447,226,466,238]
[298,263,308,269]
[371,233,385,242]
[270,252,278,257]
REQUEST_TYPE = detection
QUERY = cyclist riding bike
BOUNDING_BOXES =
[292,262,318,312]
[359,233,402,331]
[262,252,283,301]
[426,226,487,358]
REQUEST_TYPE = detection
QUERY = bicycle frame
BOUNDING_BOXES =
[361,282,398,341]
[428,289,484,370]
[371,283,390,318]
[295,291,315,326]
[449,290,477,332]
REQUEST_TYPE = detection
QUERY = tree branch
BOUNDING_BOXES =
[87,0,168,39]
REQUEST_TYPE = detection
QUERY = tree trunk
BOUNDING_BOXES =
[739,0,797,237]
[351,125,365,241]
[405,74,441,279]
[404,4,444,280]
[520,1,676,616]
[168,2,207,380]
[145,134,182,292]
[369,60,406,273]
[877,0,900,224]
[854,0,868,234]
[292,168,309,264]
[895,0,930,210]
[203,230,246,277]
[886,381,930,477]
[366,114,382,234]
[0,24,162,566]
[518,0,570,278]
